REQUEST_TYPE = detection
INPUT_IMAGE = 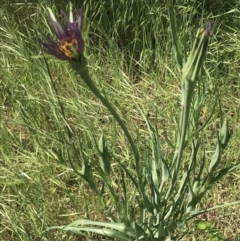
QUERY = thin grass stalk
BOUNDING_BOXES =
[166,0,182,71]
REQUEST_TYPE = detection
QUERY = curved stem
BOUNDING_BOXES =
[70,59,139,168]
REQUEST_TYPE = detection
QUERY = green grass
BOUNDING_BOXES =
[1,0,240,240]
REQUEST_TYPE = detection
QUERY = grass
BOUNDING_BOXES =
[1,0,240,240]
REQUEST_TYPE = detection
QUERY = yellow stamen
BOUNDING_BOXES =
[59,38,79,59]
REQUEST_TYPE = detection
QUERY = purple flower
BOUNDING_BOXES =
[42,4,84,61]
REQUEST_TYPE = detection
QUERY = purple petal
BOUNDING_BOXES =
[41,6,84,60]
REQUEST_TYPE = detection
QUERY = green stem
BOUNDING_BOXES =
[165,80,194,199]
[165,27,211,199]
[175,81,194,172]
[70,59,139,168]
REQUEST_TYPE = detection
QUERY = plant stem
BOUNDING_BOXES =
[70,59,139,169]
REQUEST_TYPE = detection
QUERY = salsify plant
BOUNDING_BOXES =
[39,1,240,240]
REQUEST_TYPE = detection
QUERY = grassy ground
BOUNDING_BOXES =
[1,0,240,240]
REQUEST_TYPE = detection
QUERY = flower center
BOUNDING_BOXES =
[59,38,79,59]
